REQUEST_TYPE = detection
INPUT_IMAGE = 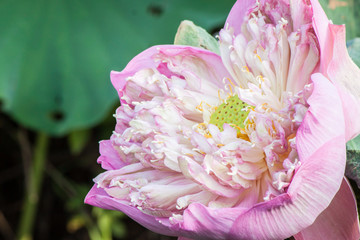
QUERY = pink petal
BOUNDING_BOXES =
[111,45,231,104]
[168,76,348,239]
[97,140,125,170]
[110,48,158,101]
[226,75,347,239]
[335,84,360,141]
[311,0,360,140]
[177,237,193,240]
[178,157,241,198]
[84,185,178,237]
[326,24,360,140]
[310,0,333,72]
[290,0,313,31]
[180,203,247,240]
[225,0,257,35]
[228,136,345,239]
[294,178,360,240]
[296,73,344,163]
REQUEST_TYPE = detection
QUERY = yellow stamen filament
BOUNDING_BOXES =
[196,101,204,112]
[227,78,236,88]
[196,101,213,112]
[229,123,243,132]
[218,90,224,103]
[228,84,233,95]
[204,134,212,139]
[197,123,207,128]
[195,123,212,139]
[194,149,205,155]
[229,122,250,140]
[255,54,262,62]
[242,66,250,72]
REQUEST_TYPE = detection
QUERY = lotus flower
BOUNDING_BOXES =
[85,0,360,239]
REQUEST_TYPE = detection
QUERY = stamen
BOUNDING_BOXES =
[227,78,236,88]
[197,122,207,129]
[242,66,250,73]
[196,101,213,112]
[229,123,243,132]
[196,101,204,112]
[204,134,212,139]
[218,90,224,103]
[255,54,262,62]
[224,83,233,95]
[193,149,205,155]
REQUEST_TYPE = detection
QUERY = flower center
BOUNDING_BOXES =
[209,95,251,134]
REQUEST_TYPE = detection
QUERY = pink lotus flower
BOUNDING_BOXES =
[85,0,360,239]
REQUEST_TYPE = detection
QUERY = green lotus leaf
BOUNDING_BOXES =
[0,0,234,136]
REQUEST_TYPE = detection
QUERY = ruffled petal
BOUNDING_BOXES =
[178,156,241,198]
[111,45,231,104]
[161,74,348,240]
[225,0,257,36]
[294,178,360,240]
[110,49,158,101]
[180,203,246,240]
[296,73,344,163]
[85,185,178,236]
[228,135,345,239]
[97,140,125,170]
[290,0,313,31]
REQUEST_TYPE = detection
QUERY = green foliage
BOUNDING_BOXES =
[174,20,220,54]
[93,208,126,240]
[347,134,360,151]
[68,128,91,155]
[319,0,358,39]
[0,0,234,136]
[62,180,127,239]
[346,150,360,188]
[346,135,360,188]
[347,38,360,67]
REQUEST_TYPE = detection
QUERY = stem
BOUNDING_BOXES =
[17,132,49,240]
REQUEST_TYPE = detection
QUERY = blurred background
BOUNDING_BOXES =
[1,0,360,239]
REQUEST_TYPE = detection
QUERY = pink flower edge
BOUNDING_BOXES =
[310,0,360,141]
[85,44,359,239]
[85,185,180,237]
[294,178,360,240]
